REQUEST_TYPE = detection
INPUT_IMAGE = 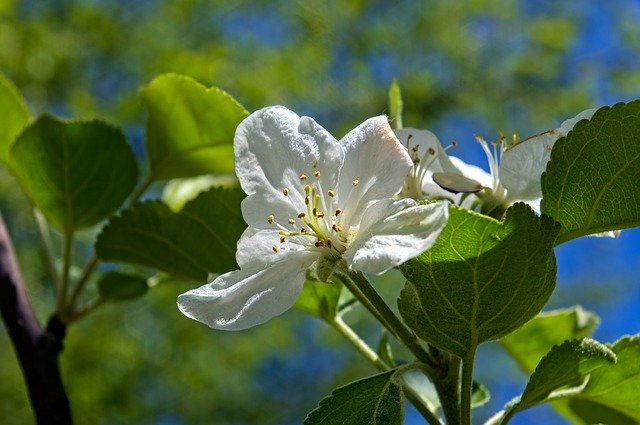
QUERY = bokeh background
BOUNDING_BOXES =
[1,1,640,424]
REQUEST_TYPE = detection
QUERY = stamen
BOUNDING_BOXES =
[327,189,335,197]
[332,224,343,232]
[317,211,325,218]
[326,238,332,248]
[280,236,286,243]
[352,179,359,187]
[272,245,279,253]
[427,147,435,155]
[301,227,307,233]
[267,214,275,224]
[314,241,324,247]
[300,174,308,181]
[335,209,342,216]
[314,170,321,177]
[282,188,289,196]
[298,212,306,219]
[288,218,296,225]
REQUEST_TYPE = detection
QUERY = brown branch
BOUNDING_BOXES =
[0,212,72,424]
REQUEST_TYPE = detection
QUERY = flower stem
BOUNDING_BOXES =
[460,352,475,425]
[335,266,438,374]
[33,208,59,296]
[66,256,99,314]
[56,229,73,314]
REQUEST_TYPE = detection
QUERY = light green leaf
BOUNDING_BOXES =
[541,101,640,243]
[564,336,640,423]
[304,370,404,425]
[388,79,403,130]
[96,187,245,281]
[500,306,600,374]
[0,73,29,168]
[140,73,249,181]
[472,381,490,408]
[97,271,149,302]
[11,115,139,231]
[398,203,560,358]
[294,280,342,321]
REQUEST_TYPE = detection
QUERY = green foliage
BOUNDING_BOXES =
[0,73,29,168]
[388,79,403,130]
[97,271,149,302]
[305,370,404,425]
[398,203,560,358]
[294,280,342,321]
[542,101,640,243]
[140,74,249,182]
[500,306,600,373]
[96,187,246,281]
[11,115,138,232]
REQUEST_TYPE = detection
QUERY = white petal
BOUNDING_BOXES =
[234,106,344,228]
[344,200,449,275]
[501,108,597,202]
[394,128,461,174]
[236,226,311,268]
[336,117,412,226]
[177,251,317,330]
[450,156,493,188]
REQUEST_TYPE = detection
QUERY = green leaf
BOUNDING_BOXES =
[564,336,640,423]
[11,115,139,231]
[96,187,245,281]
[472,381,490,408]
[0,73,29,168]
[500,306,600,374]
[294,280,342,321]
[541,101,640,243]
[304,370,404,425]
[140,73,249,181]
[388,79,403,130]
[398,203,560,358]
[97,271,149,301]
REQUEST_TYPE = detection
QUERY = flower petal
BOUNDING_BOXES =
[344,199,449,275]
[336,117,412,227]
[177,251,317,330]
[394,128,461,174]
[235,106,344,228]
[236,226,313,268]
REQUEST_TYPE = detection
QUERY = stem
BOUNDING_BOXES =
[433,354,461,425]
[460,352,475,425]
[0,212,72,424]
[66,256,99,314]
[56,229,73,314]
[336,267,437,373]
[33,208,59,296]
[331,316,442,425]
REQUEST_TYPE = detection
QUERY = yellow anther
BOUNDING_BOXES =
[298,212,306,219]
[300,227,307,233]
[317,211,325,218]
[314,170,321,177]
[272,245,279,253]
[326,238,332,248]
[288,218,296,225]
[283,188,289,196]
[300,174,308,181]
[332,224,343,232]
[335,209,342,216]
[352,179,359,187]
[327,189,335,197]
[267,214,275,224]
[280,236,286,243]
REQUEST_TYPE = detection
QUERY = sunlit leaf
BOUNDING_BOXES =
[399,203,560,358]
[140,73,249,181]
[294,280,342,321]
[96,187,245,281]
[541,101,640,243]
[11,115,138,231]
[0,73,29,168]
[305,370,403,425]
[388,79,403,130]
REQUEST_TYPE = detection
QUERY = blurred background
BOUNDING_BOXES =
[1,1,640,424]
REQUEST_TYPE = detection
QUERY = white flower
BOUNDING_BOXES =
[177,106,449,330]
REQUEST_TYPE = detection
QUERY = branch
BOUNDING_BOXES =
[0,212,72,424]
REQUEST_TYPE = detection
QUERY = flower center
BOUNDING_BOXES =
[401,133,457,200]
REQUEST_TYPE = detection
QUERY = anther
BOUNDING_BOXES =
[272,245,279,253]
[283,188,289,196]
[327,189,335,197]
[335,208,342,216]
[326,238,332,248]
[352,179,359,187]
[332,224,343,232]
[267,214,275,224]
[427,147,435,155]
[288,218,296,225]
[314,240,324,247]
[280,236,286,243]
[300,174,308,181]
[317,212,325,218]
[314,170,321,177]
[298,212,306,219]
[300,227,307,233]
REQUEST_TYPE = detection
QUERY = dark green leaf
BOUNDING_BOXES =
[140,73,249,181]
[541,101,640,243]
[11,115,138,231]
[294,280,342,321]
[564,336,640,423]
[96,187,245,281]
[97,271,149,301]
[398,203,560,358]
[305,370,404,425]
[0,73,29,168]
[500,306,600,374]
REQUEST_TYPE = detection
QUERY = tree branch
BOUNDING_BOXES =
[0,212,72,424]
